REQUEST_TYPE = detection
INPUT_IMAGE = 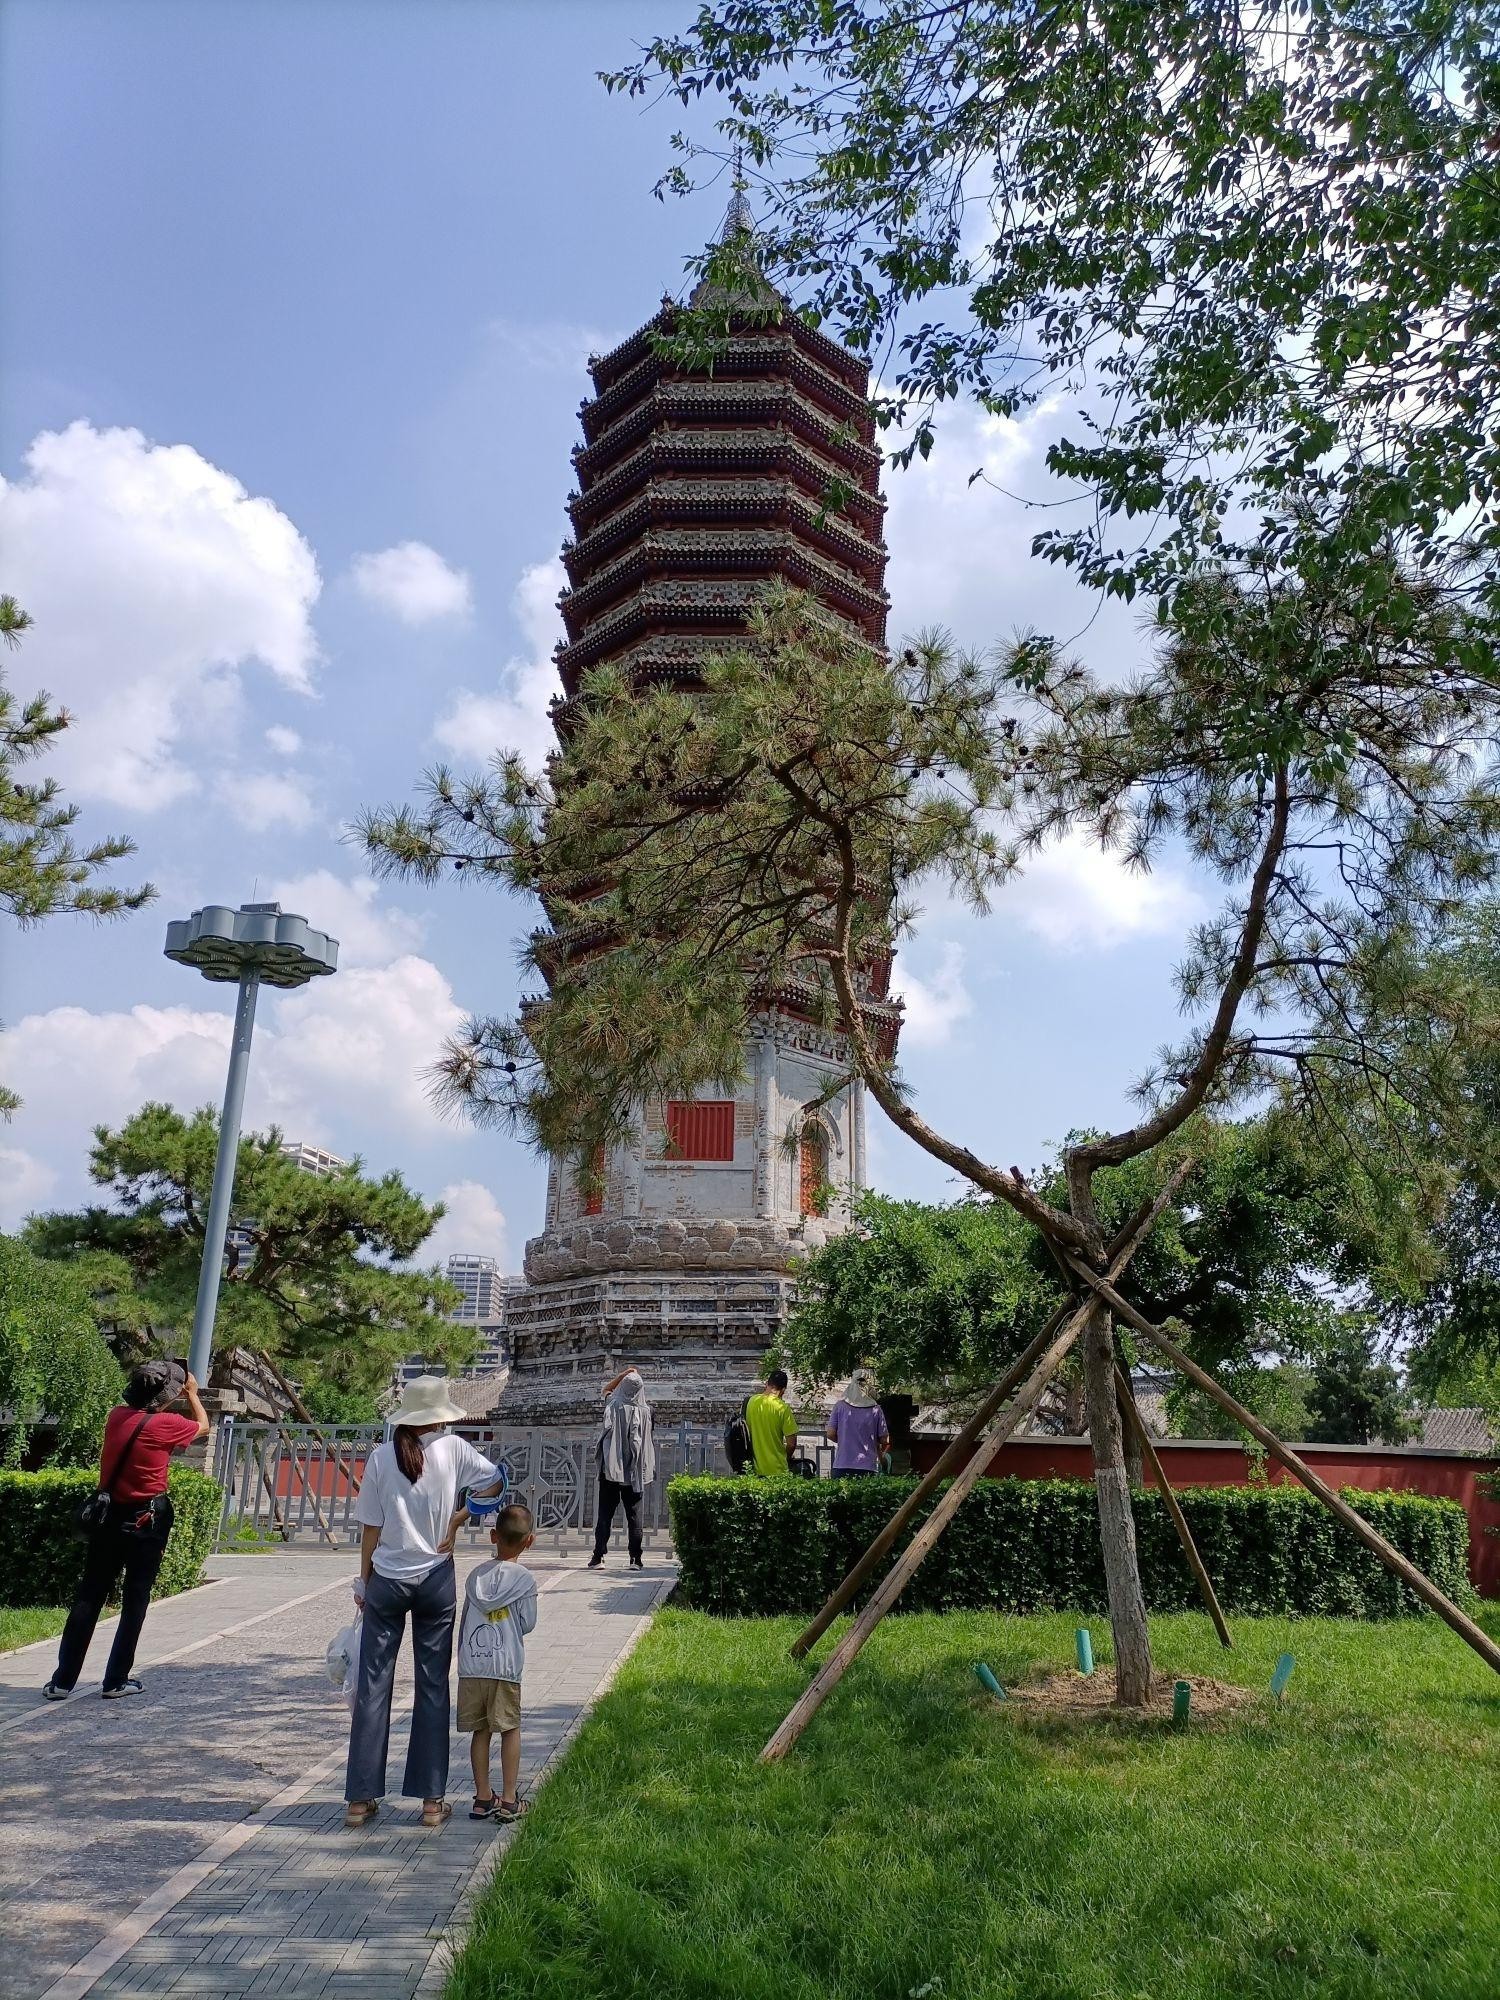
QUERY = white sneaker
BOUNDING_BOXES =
[41,1681,69,1701]
[101,1677,144,1699]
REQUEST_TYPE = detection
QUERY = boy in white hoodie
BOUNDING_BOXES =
[452,1501,538,1821]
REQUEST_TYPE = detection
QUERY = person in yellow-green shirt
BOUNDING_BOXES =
[745,1370,799,1477]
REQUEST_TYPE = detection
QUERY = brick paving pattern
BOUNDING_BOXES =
[0,1551,672,2000]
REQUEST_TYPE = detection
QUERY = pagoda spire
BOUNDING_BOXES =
[692,161,776,310]
[719,148,755,240]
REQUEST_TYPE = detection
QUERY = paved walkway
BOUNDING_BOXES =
[0,1550,674,2000]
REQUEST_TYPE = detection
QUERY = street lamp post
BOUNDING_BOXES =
[164,902,338,1385]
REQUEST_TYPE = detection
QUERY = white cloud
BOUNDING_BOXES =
[480,317,617,376]
[432,558,563,769]
[250,956,467,1134]
[0,422,320,811]
[264,724,302,756]
[264,870,425,968]
[883,393,1146,677]
[895,941,974,1048]
[0,1146,59,1228]
[350,541,472,625]
[1005,830,1206,951]
[220,770,317,832]
[420,1181,511,1272]
[2,956,468,1221]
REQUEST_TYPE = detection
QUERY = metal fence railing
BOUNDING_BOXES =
[212,1419,837,1551]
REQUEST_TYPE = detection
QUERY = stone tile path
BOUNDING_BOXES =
[0,1550,673,2000]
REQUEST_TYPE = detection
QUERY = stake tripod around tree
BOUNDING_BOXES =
[758,1241,1500,1766]
[761,1292,1092,1764]
[789,1165,1192,1663]
[1068,1263,1500,1678]
[1027,1183,1231,1649]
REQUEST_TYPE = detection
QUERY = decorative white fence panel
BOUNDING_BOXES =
[212,1419,837,1550]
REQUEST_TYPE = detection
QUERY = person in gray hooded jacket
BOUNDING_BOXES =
[588,1367,655,1570]
[454,1502,537,1822]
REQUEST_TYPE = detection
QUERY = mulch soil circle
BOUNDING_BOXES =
[999,1669,1254,1723]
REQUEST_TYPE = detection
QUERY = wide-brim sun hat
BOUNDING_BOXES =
[387,1375,467,1426]
[843,1369,879,1408]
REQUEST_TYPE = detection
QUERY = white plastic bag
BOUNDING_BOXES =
[326,1613,362,1710]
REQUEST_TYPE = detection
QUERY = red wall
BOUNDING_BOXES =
[908,1433,1500,1596]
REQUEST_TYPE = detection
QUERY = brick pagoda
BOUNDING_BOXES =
[501,200,902,1426]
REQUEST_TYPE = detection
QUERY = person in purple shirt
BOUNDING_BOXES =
[826,1370,891,1477]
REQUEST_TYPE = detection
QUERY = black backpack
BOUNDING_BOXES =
[724,1396,753,1475]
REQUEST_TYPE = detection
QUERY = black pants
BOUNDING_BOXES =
[53,1501,172,1692]
[345,1560,456,1803]
[594,1477,644,1560]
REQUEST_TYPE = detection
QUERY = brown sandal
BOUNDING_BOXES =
[420,1800,452,1829]
[344,1800,379,1829]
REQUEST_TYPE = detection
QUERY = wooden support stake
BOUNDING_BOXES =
[253,1429,291,1542]
[1074,1268,1500,1681]
[1114,1362,1232,1649]
[256,1348,341,1549]
[789,1161,1197,1665]
[760,1304,1088,1764]
[789,1305,1070,1661]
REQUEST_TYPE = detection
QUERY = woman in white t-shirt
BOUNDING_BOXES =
[344,1376,501,1829]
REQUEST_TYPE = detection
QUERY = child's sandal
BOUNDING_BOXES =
[470,1795,498,1820]
[494,1797,527,1824]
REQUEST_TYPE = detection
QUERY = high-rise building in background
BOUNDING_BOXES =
[228,1137,349,1261]
[395,1257,523,1391]
[502,197,901,1427]
[278,1140,348,1178]
[444,1254,511,1323]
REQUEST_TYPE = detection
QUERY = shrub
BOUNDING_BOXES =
[0,1465,222,1607]
[0,1234,122,1468]
[667,1475,1474,1619]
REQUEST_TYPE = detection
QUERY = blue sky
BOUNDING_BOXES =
[1,0,1207,1271]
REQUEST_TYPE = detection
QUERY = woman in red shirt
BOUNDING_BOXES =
[44,1359,209,1701]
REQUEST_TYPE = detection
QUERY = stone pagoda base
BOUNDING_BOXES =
[499,1264,799,1429]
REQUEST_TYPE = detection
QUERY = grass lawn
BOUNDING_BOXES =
[0,1606,67,1653]
[450,1606,1500,2000]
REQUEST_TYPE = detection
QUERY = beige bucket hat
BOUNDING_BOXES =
[842,1368,879,1408]
[387,1374,467,1427]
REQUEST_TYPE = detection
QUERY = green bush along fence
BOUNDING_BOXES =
[0,1467,222,1607]
[668,1474,1474,1619]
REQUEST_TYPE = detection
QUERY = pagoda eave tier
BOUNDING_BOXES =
[573,383,882,485]
[586,305,869,398]
[563,482,888,589]
[520,981,902,1060]
[533,918,898,1008]
[554,580,880,690]
[566,433,885,537]
[579,336,878,443]
[558,531,889,638]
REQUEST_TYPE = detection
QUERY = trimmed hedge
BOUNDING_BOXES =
[668,1474,1474,1619]
[0,1466,222,1608]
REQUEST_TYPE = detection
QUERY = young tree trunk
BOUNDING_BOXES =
[1081,1301,1153,1706]
[1118,1373,1145,1487]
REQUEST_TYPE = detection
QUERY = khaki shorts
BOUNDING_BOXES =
[457,1677,522,1733]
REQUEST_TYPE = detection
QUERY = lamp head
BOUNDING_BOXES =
[164,900,339,989]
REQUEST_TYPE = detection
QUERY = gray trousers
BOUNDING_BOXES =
[345,1559,456,1803]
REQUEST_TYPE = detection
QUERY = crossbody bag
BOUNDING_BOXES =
[74,1411,153,1539]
